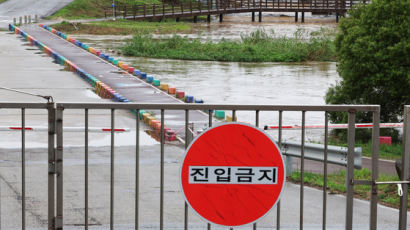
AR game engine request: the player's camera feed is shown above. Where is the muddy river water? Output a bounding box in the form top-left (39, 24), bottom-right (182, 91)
top-left (77, 13), bottom-right (340, 141)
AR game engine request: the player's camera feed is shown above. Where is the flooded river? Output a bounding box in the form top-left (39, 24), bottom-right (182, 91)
top-left (76, 14), bottom-right (340, 141)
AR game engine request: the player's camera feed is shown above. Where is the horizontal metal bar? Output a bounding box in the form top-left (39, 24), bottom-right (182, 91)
top-left (281, 141), bottom-right (362, 169)
top-left (57, 103), bottom-right (380, 112)
top-left (375, 181), bottom-right (410, 185)
top-left (0, 102), bottom-right (50, 109)
top-left (353, 180), bottom-right (410, 185)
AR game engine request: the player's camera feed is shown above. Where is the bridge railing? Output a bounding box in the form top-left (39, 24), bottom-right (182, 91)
top-left (103, 0), bottom-right (368, 19)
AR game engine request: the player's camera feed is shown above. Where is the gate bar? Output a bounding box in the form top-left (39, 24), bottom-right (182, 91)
top-left (56, 106), bottom-right (64, 229)
top-left (370, 109), bottom-right (380, 230)
top-left (277, 110), bottom-right (283, 230)
top-left (160, 109), bottom-right (165, 230)
top-left (85, 109), bottom-right (89, 230)
top-left (345, 111), bottom-right (356, 230)
top-left (21, 108), bottom-right (26, 230)
top-left (207, 110), bottom-right (211, 230)
top-left (253, 110), bottom-right (259, 230)
top-left (184, 109), bottom-right (189, 230)
top-left (399, 106), bottom-right (410, 230)
top-left (300, 111), bottom-right (306, 230)
top-left (136, 109), bottom-right (140, 230)
top-left (48, 102), bottom-right (55, 230)
top-left (322, 112), bottom-right (329, 230)
top-left (110, 109), bottom-right (115, 230)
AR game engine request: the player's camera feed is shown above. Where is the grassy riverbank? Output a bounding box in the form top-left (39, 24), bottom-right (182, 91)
top-left (53, 20), bottom-right (193, 35)
top-left (50, 0), bottom-right (160, 19)
top-left (290, 169), bottom-right (409, 209)
top-left (0, 0), bottom-right (7, 4)
top-left (121, 30), bottom-right (337, 62)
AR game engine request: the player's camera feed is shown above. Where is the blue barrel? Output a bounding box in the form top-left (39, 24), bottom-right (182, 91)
top-left (104, 55), bottom-right (110, 60)
top-left (185, 95), bottom-right (194, 103)
top-left (109, 57), bottom-right (114, 63)
top-left (134, 70), bottom-right (141, 76)
top-left (195, 99), bottom-right (204, 103)
top-left (78, 42), bottom-right (83, 47)
top-left (140, 72), bottom-right (147, 79)
top-left (100, 53), bottom-right (105, 58)
top-left (146, 76), bottom-right (153, 83)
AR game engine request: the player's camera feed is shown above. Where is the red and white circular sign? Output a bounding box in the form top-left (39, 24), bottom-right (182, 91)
top-left (180, 122), bottom-right (286, 227)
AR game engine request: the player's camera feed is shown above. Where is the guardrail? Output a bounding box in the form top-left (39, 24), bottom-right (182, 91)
top-left (281, 141), bottom-right (362, 175)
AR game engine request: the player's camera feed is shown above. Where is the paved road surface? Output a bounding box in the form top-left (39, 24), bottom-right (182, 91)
top-left (0, 0), bottom-right (73, 28)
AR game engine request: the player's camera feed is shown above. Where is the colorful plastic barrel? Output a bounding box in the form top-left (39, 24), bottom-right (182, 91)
top-left (134, 70), bottom-right (141, 76)
top-left (160, 84), bottom-right (168, 91)
top-left (109, 57), bottom-right (114, 63)
top-left (118, 61), bottom-right (123, 67)
top-left (96, 51), bottom-right (101, 56)
top-left (176, 91), bottom-right (185, 98)
top-left (113, 59), bottom-right (119, 65)
top-left (215, 110), bottom-right (226, 119)
top-left (185, 95), bottom-right (194, 103)
top-left (168, 87), bottom-right (176, 95)
top-left (140, 73), bottom-right (147, 79)
top-left (105, 55), bottom-right (110, 60)
top-left (122, 64), bottom-right (129, 70)
top-left (129, 67), bottom-right (134, 73)
top-left (100, 53), bottom-right (105, 58)
top-left (153, 79), bottom-right (160, 86)
top-left (139, 110), bottom-right (147, 119)
top-left (147, 76), bottom-right (153, 83)
top-left (195, 99), bottom-right (204, 103)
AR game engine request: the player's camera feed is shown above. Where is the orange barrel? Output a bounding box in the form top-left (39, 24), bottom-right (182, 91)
top-left (168, 87), bottom-right (177, 95)
top-left (122, 64), bottom-right (129, 71)
top-left (151, 120), bottom-right (160, 129)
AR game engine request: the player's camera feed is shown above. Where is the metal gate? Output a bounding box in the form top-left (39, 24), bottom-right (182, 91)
top-left (0, 102), bottom-right (408, 229)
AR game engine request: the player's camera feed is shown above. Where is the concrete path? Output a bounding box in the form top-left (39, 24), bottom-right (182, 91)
top-left (0, 0), bottom-right (74, 28)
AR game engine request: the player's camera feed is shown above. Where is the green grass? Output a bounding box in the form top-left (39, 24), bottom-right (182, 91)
top-left (121, 29), bottom-right (337, 62)
top-left (52, 20), bottom-right (193, 35)
top-left (290, 168), bottom-right (409, 209)
top-left (50, 0), bottom-right (161, 19)
top-left (328, 137), bottom-right (403, 160)
top-left (0, 0), bottom-right (7, 4)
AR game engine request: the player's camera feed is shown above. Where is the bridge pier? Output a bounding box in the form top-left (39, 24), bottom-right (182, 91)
top-left (258, 11), bottom-right (262, 22)
top-left (207, 15), bottom-right (211, 23)
top-left (336, 13), bottom-right (340, 23)
top-left (219, 14), bottom-right (223, 22)
top-left (176, 17), bottom-right (180, 22)
top-left (301, 12), bottom-right (305, 23)
top-left (295, 12), bottom-right (298, 22)
top-left (194, 16), bottom-right (198, 23)
top-left (252, 12), bottom-right (255, 22)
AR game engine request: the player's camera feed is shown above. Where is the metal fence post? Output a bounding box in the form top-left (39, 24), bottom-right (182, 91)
top-left (345, 110), bottom-right (356, 230)
top-left (399, 106), bottom-right (410, 229)
top-left (370, 108), bottom-right (380, 230)
top-left (56, 106), bottom-right (64, 229)
top-left (48, 102), bottom-right (56, 230)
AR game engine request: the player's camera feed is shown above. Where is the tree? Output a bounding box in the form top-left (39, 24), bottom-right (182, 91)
top-left (326, 0), bottom-right (410, 124)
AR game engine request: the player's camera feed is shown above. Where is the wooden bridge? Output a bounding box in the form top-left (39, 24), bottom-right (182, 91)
top-left (104, 0), bottom-right (368, 22)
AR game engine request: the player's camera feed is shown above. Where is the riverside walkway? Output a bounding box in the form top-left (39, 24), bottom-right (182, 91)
top-left (105, 0), bottom-right (367, 22)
